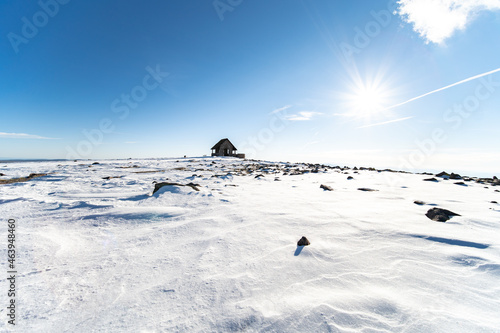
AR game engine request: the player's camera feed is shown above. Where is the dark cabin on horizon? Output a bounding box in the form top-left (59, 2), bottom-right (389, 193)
top-left (211, 138), bottom-right (245, 158)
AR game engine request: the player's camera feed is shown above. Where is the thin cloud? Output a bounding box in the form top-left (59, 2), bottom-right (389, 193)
top-left (357, 116), bottom-right (414, 129)
top-left (0, 132), bottom-right (60, 139)
top-left (285, 111), bottom-right (322, 121)
top-left (397, 0), bottom-right (500, 44)
top-left (269, 105), bottom-right (292, 115)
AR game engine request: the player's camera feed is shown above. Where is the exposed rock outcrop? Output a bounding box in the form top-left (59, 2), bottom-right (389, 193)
top-left (153, 182), bottom-right (200, 194)
top-left (425, 208), bottom-right (460, 222)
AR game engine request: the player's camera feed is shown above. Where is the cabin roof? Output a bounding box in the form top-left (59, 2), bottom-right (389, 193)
top-left (211, 138), bottom-right (237, 151)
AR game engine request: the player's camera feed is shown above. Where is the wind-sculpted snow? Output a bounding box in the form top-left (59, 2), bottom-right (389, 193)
top-left (0, 157), bottom-right (499, 332)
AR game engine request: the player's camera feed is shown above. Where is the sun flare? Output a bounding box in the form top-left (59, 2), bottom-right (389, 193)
top-left (338, 71), bottom-right (397, 123)
top-left (347, 81), bottom-right (392, 120)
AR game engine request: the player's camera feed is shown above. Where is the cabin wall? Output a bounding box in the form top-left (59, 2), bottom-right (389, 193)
top-left (214, 141), bottom-right (235, 156)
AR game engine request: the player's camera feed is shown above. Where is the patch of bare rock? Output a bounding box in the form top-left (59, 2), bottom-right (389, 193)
top-left (425, 208), bottom-right (461, 222)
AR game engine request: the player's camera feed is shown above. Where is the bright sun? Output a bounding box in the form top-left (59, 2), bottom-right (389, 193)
top-left (340, 74), bottom-right (396, 122)
top-left (349, 82), bottom-right (390, 119)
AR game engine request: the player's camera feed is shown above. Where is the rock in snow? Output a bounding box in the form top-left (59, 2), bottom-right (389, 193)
top-left (436, 171), bottom-right (450, 178)
top-left (0, 173), bottom-right (48, 185)
top-left (425, 207), bottom-right (461, 222)
top-left (423, 177), bottom-right (439, 182)
top-left (320, 184), bottom-right (333, 191)
top-left (297, 236), bottom-right (310, 246)
top-left (153, 182), bottom-right (200, 194)
top-left (357, 188), bottom-right (378, 192)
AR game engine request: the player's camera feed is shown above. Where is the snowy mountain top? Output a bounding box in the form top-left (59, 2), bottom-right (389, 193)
top-left (0, 157), bottom-right (499, 332)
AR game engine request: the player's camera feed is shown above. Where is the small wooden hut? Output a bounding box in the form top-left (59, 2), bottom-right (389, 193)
top-left (211, 138), bottom-right (245, 158)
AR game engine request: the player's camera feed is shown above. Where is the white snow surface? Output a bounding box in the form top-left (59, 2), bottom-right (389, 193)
top-left (0, 157), bottom-right (499, 332)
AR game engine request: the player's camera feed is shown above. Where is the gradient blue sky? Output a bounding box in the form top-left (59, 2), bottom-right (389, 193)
top-left (1, 0), bottom-right (499, 175)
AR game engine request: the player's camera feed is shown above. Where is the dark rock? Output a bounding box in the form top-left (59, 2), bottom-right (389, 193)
top-left (414, 200), bottom-right (425, 205)
top-left (347, 176), bottom-right (354, 180)
top-left (320, 184), bottom-right (333, 191)
top-left (28, 173), bottom-right (47, 178)
top-left (0, 173), bottom-right (5, 176)
top-left (450, 173), bottom-right (462, 180)
top-left (425, 208), bottom-right (461, 222)
top-left (357, 188), bottom-right (378, 192)
top-left (436, 171), bottom-right (450, 178)
top-left (297, 236), bottom-right (310, 246)
top-left (92, 162), bottom-right (100, 165)
top-left (454, 182), bottom-right (467, 186)
top-left (423, 178), bottom-right (439, 182)
top-left (274, 177), bottom-right (281, 181)
top-left (255, 174), bottom-right (264, 179)
top-left (491, 201), bottom-right (498, 204)
top-left (153, 182), bottom-right (200, 194)
top-left (102, 176), bottom-right (123, 180)
top-left (495, 190), bottom-right (500, 192)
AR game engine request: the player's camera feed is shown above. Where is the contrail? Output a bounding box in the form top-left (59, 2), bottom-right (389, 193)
top-left (385, 67), bottom-right (500, 111)
top-left (357, 116), bottom-right (414, 129)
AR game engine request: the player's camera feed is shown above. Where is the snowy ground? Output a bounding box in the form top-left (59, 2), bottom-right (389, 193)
top-left (0, 157), bottom-right (499, 332)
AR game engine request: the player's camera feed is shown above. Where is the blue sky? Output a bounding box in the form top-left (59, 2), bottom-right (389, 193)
top-left (1, 0), bottom-right (499, 175)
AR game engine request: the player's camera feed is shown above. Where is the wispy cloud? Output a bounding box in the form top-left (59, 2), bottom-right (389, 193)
top-left (397, 0), bottom-right (500, 44)
top-left (0, 132), bottom-right (60, 140)
top-left (285, 111), bottom-right (322, 121)
top-left (269, 105), bottom-right (292, 115)
top-left (357, 116), bottom-right (414, 129)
